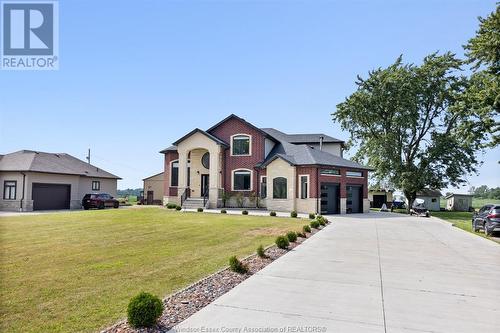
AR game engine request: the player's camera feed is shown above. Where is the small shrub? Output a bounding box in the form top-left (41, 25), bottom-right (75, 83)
top-left (275, 235), bottom-right (289, 249)
top-left (220, 209), bottom-right (227, 214)
top-left (316, 215), bottom-right (326, 224)
top-left (127, 292), bottom-right (164, 328)
top-left (197, 207), bottom-right (203, 212)
top-left (242, 210), bottom-right (249, 215)
top-left (256, 245), bottom-right (266, 258)
top-left (229, 256), bottom-right (248, 274)
top-left (290, 211), bottom-right (298, 218)
top-left (269, 211), bottom-right (277, 217)
top-left (175, 205), bottom-right (182, 211)
top-left (318, 218), bottom-right (326, 226)
top-left (286, 231), bottom-right (298, 242)
top-left (310, 220), bottom-right (320, 229)
top-left (308, 213), bottom-right (316, 219)
top-left (297, 231), bottom-right (306, 238)
top-left (166, 203), bottom-right (176, 209)
top-left (303, 225), bottom-right (311, 233)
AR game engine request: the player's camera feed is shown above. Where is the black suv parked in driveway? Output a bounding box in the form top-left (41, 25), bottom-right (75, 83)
top-left (472, 204), bottom-right (500, 236)
top-left (82, 193), bottom-right (119, 210)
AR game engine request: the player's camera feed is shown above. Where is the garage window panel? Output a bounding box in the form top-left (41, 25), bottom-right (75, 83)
top-left (3, 180), bottom-right (16, 200)
top-left (92, 181), bottom-right (100, 191)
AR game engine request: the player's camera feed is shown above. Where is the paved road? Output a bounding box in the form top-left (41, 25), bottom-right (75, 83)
top-left (172, 212), bottom-right (500, 333)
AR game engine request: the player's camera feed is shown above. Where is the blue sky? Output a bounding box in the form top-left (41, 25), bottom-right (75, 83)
top-left (0, 0), bottom-right (498, 191)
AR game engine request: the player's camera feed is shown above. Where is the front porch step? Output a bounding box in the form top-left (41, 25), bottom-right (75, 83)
top-left (182, 198), bottom-right (209, 209)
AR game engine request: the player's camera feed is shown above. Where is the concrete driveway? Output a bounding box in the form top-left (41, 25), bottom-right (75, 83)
top-left (172, 212), bottom-right (500, 333)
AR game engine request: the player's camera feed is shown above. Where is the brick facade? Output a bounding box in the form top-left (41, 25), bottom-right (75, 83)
top-left (208, 117), bottom-right (266, 194)
top-left (163, 151), bottom-right (179, 196)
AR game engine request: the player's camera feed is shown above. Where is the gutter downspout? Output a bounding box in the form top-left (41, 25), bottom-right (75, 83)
top-left (20, 172), bottom-right (26, 212)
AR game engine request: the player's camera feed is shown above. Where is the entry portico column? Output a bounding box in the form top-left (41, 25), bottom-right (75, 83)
top-left (208, 146), bottom-right (220, 208)
top-left (177, 149), bottom-right (189, 200)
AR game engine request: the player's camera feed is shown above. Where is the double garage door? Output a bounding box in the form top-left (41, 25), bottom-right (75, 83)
top-left (321, 183), bottom-right (363, 214)
top-left (32, 183), bottom-right (71, 211)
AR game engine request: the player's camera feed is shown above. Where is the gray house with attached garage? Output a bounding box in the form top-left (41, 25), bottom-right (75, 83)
top-left (0, 150), bottom-right (120, 211)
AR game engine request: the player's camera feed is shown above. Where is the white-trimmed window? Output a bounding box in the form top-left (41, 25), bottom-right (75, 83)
top-left (92, 180), bottom-right (100, 191)
top-left (260, 176), bottom-right (267, 198)
top-left (231, 134), bottom-right (251, 156)
top-left (3, 180), bottom-right (16, 200)
top-left (170, 160), bottom-right (179, 187)
top-left (273, 177), bottom-right (287, 199)
top-left (299, 175), bottom-right (309, 199)
top-left (232, 169), bottom-right (252, 191)
top-left (346, 170), bottom-right (363, 177)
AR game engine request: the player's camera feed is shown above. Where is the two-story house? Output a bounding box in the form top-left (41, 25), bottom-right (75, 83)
top-left (160, 114), bottom-right (372, 214)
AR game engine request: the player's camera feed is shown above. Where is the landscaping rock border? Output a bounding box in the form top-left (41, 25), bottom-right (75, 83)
top-left (102, 222), bottom-right (329, 333)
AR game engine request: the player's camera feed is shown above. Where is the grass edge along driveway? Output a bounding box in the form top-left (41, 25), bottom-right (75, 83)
top-left (0, 207), bottom-right (303, 333)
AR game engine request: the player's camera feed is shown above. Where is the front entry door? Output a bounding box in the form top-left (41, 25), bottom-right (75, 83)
top-left (320, 183), bottom-right (340, 214)
top-left (201, 174), bottom-right (209, 197)
top-left (147, 191), bottom-right (154, 205)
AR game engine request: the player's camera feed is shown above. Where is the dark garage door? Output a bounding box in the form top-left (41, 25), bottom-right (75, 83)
top-left (347, 185), bottom-right (363, 213)
top-left (32, 183), bottom-right (71, 210)
top-left (321, 183), bottom-right (340, 214)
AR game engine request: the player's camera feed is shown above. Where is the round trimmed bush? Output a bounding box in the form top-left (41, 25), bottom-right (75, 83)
top-left (242, 210), bottom-right (249, 215)
top-left (220, 209), bottom-right (227, 214)
top-left (229, 256), bottom-right (248, 274)
top-left (297, 231), bottom-right (306, 238)
top-left (269, 211), bottom-right (277, 217)
top-left (175, 205), bottom-right (182, 211)
top-left (303, 225), bottom-right (311, 233)
top-left (166, 203), bottom-right (176, 209)
top-left (127, 292), bottom-right (164, 328)
top-left (256, 244), bottom-right (266, 258)
top-left (275, 235), bottom-right (289, 249)
top-left (290, 211), bottom-right (298, 218)
top-left (197, 207), bottom-right (204, 212)
top-left (308, 213), bottom-right (316, 219)
top-left (310, 220), bottom-right (320, 229)
top-left (286, 231), bottom-right (298, 242)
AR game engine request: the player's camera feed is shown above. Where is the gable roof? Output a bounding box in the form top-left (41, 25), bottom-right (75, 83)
top-left (445, 193), bottom-right (473, 199)
top-left (259, 141), bottom-right (373, 170)
top-left (261, 128), bottom-right (344, 144)
top-left (143, 172), bottom-right (164, 181)
top-left (0, 150), bottom-right (121, 179)
top-left (416, 189), bottom-right (442, 197)
top-left (159, 145), bottom-right (178, 153)
top-left (206, 114), bottom-right (275, 139)
top-left (172, 128), bottom-right (229, 147)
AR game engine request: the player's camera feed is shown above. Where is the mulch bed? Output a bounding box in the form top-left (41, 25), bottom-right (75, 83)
top-left (102, 224), bottom-right (328, 333)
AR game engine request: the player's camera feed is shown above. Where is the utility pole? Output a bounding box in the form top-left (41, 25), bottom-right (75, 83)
top-left (86, 149), bottom-right (91, 164)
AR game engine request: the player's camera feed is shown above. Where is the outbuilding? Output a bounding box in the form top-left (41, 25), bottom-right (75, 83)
top-left (368, 189), bottom-right (394, 208)
top-left (142, 172), bottom-right (164, 205)
top-left (407, 189), bottom-right (442, 211)
top-left (445, 193), bottom-right (473, 211)
top-left (0, 150), bottom-right (120, 211)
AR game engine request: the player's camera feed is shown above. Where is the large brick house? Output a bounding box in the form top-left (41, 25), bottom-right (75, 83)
top-left (160, 114), bottom-right (372, 214)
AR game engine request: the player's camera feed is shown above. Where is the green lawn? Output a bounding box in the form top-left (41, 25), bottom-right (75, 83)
top-left (0, 208), bottom-right (303, 333)
top-left (431, 211), bottom-right (499, 244)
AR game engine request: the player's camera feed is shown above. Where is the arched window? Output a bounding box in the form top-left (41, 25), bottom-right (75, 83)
top-left (273, 177), bottom-right (287, 199)
top-left (233, 169), bottom-right (252, 191)
top-left (170, 160), bottom-right (179, 187)
top-left (231, 134), bottom-right (251, 155)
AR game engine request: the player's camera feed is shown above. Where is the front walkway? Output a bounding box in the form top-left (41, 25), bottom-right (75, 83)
top-left (172, 212), bottom-right (500, 333)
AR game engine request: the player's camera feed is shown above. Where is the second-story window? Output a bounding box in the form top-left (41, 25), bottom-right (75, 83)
top-left (232, 135), bottom-right (251, 155)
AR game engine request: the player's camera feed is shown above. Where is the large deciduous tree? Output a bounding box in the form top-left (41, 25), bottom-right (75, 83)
top-left (334, 53), bottom-right (493, 209)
